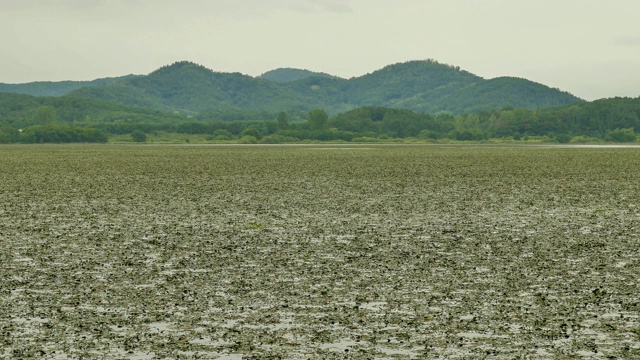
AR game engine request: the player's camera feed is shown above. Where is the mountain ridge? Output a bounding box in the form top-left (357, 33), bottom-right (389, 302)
top-left (2, 59), bottom-right (584, 115)
top-left (259, 68), bottom-right (340, 83)
top-left (0, 75), bottom-right (140, 97)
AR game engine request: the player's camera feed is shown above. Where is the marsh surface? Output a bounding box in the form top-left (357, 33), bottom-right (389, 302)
top-left (1, 144), bottom-right (639, 358)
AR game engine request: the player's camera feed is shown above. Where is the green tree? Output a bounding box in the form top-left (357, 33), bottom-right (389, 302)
top-left (212, 129), bottom-right (233, 140)
top-left (276, 111), bottom-right (289, 130)
top-left (239, 127), bottom-right (263, 140)
top-left (308, 109), bottom-right (328, 130)
top-left (238, 135), bottom-right (258, 144)
top-left (605, 128), bottom-right (636, 143)
top-left (18, 125), bottom-right (108, 143)
top-left (0, 126), bottom-right (19, 143)
top-left (35, 106), bottom-right (56, 125)
top-left (131, 130), bottom-right (147, 142)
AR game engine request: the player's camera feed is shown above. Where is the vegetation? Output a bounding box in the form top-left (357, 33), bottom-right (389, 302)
top-left (0, 93), bottom-right (187, 143)
top-left (1, 92), bottom-right (639, 144)
top-left (259, 68), bottom-right (339, 83)
top-left (0, 75), bottom-right (139, 97)
top-left (0, 60), bottom-right (638, 144)
top-left (69, 61), bottom-right (315, 113)
top-left (2, 144), bottom-right (639, 358)
top-left (62, 60), bottom-right (581, 115)
top-left (130, 129), bottom-right (147, 142)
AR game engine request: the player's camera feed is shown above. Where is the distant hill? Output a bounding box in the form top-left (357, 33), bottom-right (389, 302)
top-left (69, 61), bottom-right (318, 113)
top-left (14, 59), bottom-right (584, 116)
top-left (0, 75), bottom-right (140, 97)
top-left (280, 76), bottom-right (352, 113)
top-left (342, 60), bottom-right (482, 108)
top-left (333, 61), bottom-right (580, 113)
top-left (395, 76), bottom-right (581, 114)
top-left (2, 89), bottom-right (639, 143)
top-left (259, 68), bottom-right (340, 83)
top-left (0, 92), bottom-right (186, 128)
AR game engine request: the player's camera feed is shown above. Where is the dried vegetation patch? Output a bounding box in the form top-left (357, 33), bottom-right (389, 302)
top-left (1, 144), bottom-right (639, 358)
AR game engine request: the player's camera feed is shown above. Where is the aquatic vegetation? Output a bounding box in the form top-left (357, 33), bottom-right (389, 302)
top-left (1, 144), bottom-right (639, 358)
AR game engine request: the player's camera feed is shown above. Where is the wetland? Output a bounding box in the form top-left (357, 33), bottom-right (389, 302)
top-left (1, 144), bottom-right (639, 359)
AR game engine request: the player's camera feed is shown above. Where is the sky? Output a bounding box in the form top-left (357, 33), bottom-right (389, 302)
top-left (1, 0), bottom-right (639, 100)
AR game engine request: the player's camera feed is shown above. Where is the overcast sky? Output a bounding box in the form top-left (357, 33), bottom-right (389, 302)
top-left (1, 0), bottom-right (639, 100)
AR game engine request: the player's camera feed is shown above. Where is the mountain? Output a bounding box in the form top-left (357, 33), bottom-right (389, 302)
top-left (287, 60), bottom-right (582, 114)
top-left (280, 76), bottom-right (352, 113)
top-left (343, 60), bottom-right (482, 108)
top-left (69, 61), bottom-right (318, 113)
top-left (259, 68), bottom-right (340, 83)
top-left (395, 76), bottom-right (581, 114)
top-left (0, 92), bottom-right (186, 127)
top-left (0, 75), bottom-right (140, 97)
top-left (29, 59), bottom-right (583, 116)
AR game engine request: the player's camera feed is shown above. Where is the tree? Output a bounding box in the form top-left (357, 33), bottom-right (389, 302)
top-left (131, 130), bottom-right (147, 142)
top-left (212, 129), bottom-right (233, 140)
top-left (308, 109), bottom-right (328, 130)
top-left (238, 135), bottom-right (258, 144)
top-left (605, 128), bottom-right (636, 143)
top-left (35, 106), bottom-right (56, 125)
top-left (276, 111), bottom-right (289, 130)
top-left (239, 127), bottom-right (263, 140)
top-left (0, 126), bottom-right (20, 143)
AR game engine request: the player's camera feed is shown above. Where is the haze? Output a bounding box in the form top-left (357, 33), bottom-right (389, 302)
top-left (1, 0), bottom-right (639, 101)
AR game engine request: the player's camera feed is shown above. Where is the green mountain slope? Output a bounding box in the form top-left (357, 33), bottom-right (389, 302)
top-left (0, 75), bottom-right (140, 97)
top-left (259, 68), bottom-right (340, 83)
top-left (281, 76), bottom-right (351, 112)
top-left (344, 60), bottom-right (482, 106)
top-left (397, 76), bottom-right (583, 114)
top-left (1, 90), bottom-right (638, 143)
top-left (453, 77), bottom-right (580, 111)
top-left (57, 59), bottom-right (584, 115)
top-left (0, 92), bottom-right (186, 128)
top-left (70, 61), bottom-right (313, 113)
top-left (65, 81), bottom-right (167, 110)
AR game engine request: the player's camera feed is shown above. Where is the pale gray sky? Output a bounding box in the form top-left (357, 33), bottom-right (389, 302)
top-left (1, 0), bottom-right (639, 100)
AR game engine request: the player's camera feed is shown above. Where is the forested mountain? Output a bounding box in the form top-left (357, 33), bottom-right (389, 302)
top-left (0, 92), bottom-right (186, 129)
top-left (396, 76), bottom-right (581, 114)
top-left (343, 60), bottom-right (481, 106)
top-left (6, 58), bottom-right (638, 145)
top-left (1, 90), bottom-right (638, 144)
top-left (259, 68), bottom-right (339, 83)
top-left (69, 62), bottom-right (317, 113)
top-left (0, 92), bottom-right (190, 143)
top-left (0, 75), bottom-right (139, 97)
top-left (64, 60), bottom-right (582, 115)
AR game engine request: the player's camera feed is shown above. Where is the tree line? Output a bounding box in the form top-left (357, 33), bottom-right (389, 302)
top-left (0, 96), bottom-right (639, 144)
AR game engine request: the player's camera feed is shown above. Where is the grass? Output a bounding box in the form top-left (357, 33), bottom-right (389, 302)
top-left (108, 131), bottom-right (637, 145)
top-left (1, 144), bottom-right (639, 358)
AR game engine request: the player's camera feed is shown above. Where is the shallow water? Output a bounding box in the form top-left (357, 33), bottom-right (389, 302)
top-left (1, 144), bottom-right (639, 358)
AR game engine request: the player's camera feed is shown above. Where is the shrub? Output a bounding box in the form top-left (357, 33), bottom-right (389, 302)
top-left (18, 125), bottom-right (108, 143)
top-left (131, 130), bottom-right (147, 143)
top-left (239, 128), bottom-right (263, 140)
top-left (445, 129), bottom-right (487, 141)
top-left (554, 133), bottom-right (572, 144)
top-left (352, 137), bottom-right (379, 143)
top-left (605, 128), bottom-right (636, 143)
top-left (418, 129), bottom-right (440, 139)
top-left (259, 134), bottom-right (300, 144)
top-left (212, 129), bottom-right (234, 138)
top-left (238, 135), bottom-right (258, 144)
top-left (569, 136), bottom-right (600, 144)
